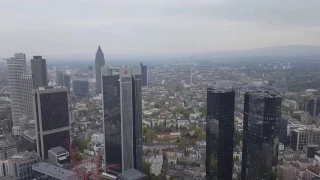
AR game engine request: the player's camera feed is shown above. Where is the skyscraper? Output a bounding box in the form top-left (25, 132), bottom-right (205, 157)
top-left (206, 89), bottom-right (235, 180)
top-left (55, 71), bottom-right (70, 92)
top-left (31, 56), bottom-right (48, 89)
top-left (20, 75), bottom-right (34, 121)
top-left (102, 66), bottom-right (142, 174)
top-left (72, 78), bottom-right (89, 96)
top-left (302, 98), bottom-right (320, 125)
top-left (33, 86), bottom-right (70, 159)
top-left (95, 46), bottom-right (105, 94)
top-left (241, 91), bottom-right (281, 180)
top-left (5, 53), bottom-right (27, 126)
top-left (140, 62), bottom-right (148, 87)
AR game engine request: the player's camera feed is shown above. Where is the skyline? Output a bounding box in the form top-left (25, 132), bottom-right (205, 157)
top-left (1, 0), bottom-right (320, 58)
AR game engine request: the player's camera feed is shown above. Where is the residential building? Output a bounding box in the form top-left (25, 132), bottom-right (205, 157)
top-left (33, 86), bottom-right (70, 159)
top-left (72, 78), bottom-right (89, 96)
top-left (140, 62), bottom-right (148, 86)
top-left (116, 168), bottom-right (147, 180)
top-left (241, 91), bottom-right (281, 180)
top-left (102, 66), bottom-right (142, 173)
top-left (150, 155), bottom-right (163, 176)
top-left (8, 151), bottom-right (40, 180)
top-left (30, 56), bottom-right (48, 89)
top-left (95, 46), bottom-right (105, 94)
top-left (32, 162), bottom-right (76, 180)
top-left (5, 53), bottom-right (26, 126)
top-left (206, 89), bottom-right (235, 180)
top-left (0, 137), bottom-right (17, 159)
top-left (48, 146), bottom-right (70, 168)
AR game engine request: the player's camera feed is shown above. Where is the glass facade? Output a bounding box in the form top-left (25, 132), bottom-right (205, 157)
top-left (73, 79), bottom-right (89, 96)
top-left (30, 56), bottom-right (47, 89)
top-left (140, 63), bottom-right (148, 86)
top-left (103, 75), bottom-right (122, 174)
top-left (241, 91), bottom-right (281, 180)
top-left (206, 89), bottom-right (235, 180)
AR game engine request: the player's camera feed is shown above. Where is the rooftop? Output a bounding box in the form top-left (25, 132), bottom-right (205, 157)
top-left (32, 162), bottom-right (76, 180)
top-left (49, 146), bottom-right (68, 155)
top-left (10, 151), bottom-right (39, 162)
top-left (117, 168), bottom-right (147, 180)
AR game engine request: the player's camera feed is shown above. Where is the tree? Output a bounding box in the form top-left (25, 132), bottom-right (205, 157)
top-left (78, 140), bottom-right (89, 152)
top-left (162, 135), bottom-right (171, 142)
top-left (146, 130), bottom-right (157, 142)
top-left (177, 142), bottom-right (185, 149)
top-left (199, 133), bottom-right (206, 139)
top-left (142, 162), bottom-right (151, 177)
top-left (75, 152), bottom-right (83, 162)
top-left (143, 126), bottom-right (148, 134)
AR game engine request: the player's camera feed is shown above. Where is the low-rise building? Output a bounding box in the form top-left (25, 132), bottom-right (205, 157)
top-left (150, 155), bottom-right (163, 176)
top-left (48, 146), bottom-right (71, 168)
top-left (32, 162), bottom-right (77, 180)
top-left (8, 151), bottom-right (40, 179)
top-left (116, 168), bottom-right (147, 180)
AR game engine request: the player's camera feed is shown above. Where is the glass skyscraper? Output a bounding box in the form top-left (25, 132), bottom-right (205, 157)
top-left (102, 66), bottom-right (142, 174)
top-left (241, 91), bottom-right (281, 180)
top-left (206, 88), bottom-right (235, 180)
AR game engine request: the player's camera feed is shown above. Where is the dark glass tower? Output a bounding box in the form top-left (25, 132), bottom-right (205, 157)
top-left (102, 66), bottom-right (142, 174)
top-left (31, 56), bottom-right (48, 89)
top-left (95, 46), bottom-right (105, 94)
top-left (140, 62), bottom-right (148, 87)
top-left (33, 86), bottom-right (70, 159)
top-left (303, 98), bottom-right (320, 125)
top-left (206, 89), bottom-right (235, 180)
top-left (241, 91), bottom-right (281, 180)
top-left (72, 78), bottom-right (89, 96)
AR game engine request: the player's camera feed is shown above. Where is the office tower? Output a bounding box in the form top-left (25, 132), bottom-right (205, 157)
top-left (55, 70), bottom-right (64, 86)
top-left (95, 46), bottom-right (105, 94)
top-left (5, 53), bottom-right (26, 126)
top-left (33, 86), bottom-right (70, 159)
top-left (31, 56), bottom-right (47, 89)
top-left (279, 117), bottom-right (288, 145)
top-left (241, 91), bottom-right (281, 180)
top-left (102, 66), bottom-right (142, 174)
top-left (140, 62), bottom-right (148, 86)
top-left (72, 78), bottom-right (89, 96)
top-left (206, 89), bottom-right (235, 180)
top-left (116, 168), bottom-right (147, 180)
top-left (303, 99), bottom-right (320, 125)
top-left (290, 129), bottom-right (308, 151)
top-left (20, 75), bottom-right (34, 121)
top-left (56, 71), bottom-right (70, 91)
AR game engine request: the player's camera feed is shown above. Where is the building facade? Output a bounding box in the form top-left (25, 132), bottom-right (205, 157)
top-left (20, 75), bottom-right (34, 121)
top-left (48, 146), bottom-right (70, 168)
top-left (140, 62), bottom-right (148, 86)
top-left (31, 56), bottom-right (48, 89)
top-left (102, 66), bottom-right (142, 174)
top-left (33, 86), bottom-right (70, 159)
top-left (5, 53), bottom-right (27, 126)
top-left (95, 46), bottom-right (105, 94)
top-left (72, 78), bottom-right (89, 96)
top-left (241, 91), bottom-right (281, 180)
top-left (8, 151), bottom-right (40, 180)
top-left (206, 89), bottom-right (235, 180)
top-left (303, 99), bottom-right (320, 125)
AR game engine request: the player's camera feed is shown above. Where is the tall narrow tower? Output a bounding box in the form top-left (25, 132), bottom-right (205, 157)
top-left (31, 56), bottom-right (48, 89)
top-left (95, 46), bottom-right (105, 94)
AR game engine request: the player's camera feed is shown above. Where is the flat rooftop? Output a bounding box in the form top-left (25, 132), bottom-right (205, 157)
top-left (32, 162), bottom-right (77, 180)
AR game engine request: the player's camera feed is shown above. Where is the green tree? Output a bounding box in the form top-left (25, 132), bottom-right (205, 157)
top-left (77, 140), bottom-right (89, 152)
top-left (177, 142), bottom-right (185, 149)
top-left (142, 162), bottom-right (151, 177)
top-left (162, 135), bottom-right (171, 142)
top-left (199, 133), bottom-right (206, 139)
top-left (75, 152), bottom-right (83, 162)
top-left (146, 130), bottom-right (157, 142)
top-left (143, 126), bottom-right (148, 134)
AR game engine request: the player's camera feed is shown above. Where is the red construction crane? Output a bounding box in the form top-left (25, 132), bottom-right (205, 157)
top-left (66, 139), bottom-right (88, 180)
top-left (93, 151), bottom-right (120, 180)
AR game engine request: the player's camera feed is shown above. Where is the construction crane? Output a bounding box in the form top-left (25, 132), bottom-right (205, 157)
top-left (66, 139), bottom-right (88, 180)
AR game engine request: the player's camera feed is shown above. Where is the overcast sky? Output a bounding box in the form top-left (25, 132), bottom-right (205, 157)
top-left (1, 0), bottom-right (320, 57)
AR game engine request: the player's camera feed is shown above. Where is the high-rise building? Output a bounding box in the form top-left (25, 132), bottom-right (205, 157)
top-left (102, 66), bottom-right (142, 174)
top-left (33, 86), bottom-right (70, 159)
top-left (5, 53), bottom-right (27, 126)
top-left (302, 99), bottom-right (320, 125)
top-left (140, 62), bottom-right (148, 86)
top-left (88, 66), bottom-right (94, 78)
top-left (241, 91), bottom-right (281, 180)
top-left (56, 71), bottom-right (70, 91)
top-left (95, 46), bottom-right (105, 94)
top-left (31, 56), bottom-right (47, 89)
top-left (20, 75), bottom-right (34, 121)
top-left (72, 78), bottom-right (89, 96)
top-left (206, 89), bottom-right (235, 180)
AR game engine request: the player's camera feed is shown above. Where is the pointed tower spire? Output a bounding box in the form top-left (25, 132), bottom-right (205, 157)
top-left (97, 45), bottom-right (102, 53)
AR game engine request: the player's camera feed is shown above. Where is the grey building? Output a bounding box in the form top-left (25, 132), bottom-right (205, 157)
top-left (102, 66), bottom-right (142, 174)
top-left (55, 71), bottom-right (64, 86)
top-left (72, 78), bottom-right (89, 96)
top-left (116, 168), bottom-right (147, 180)
top-left (241, 91), bottom-right (281, 180)
top-left (95, 46), bottom-right (105, 94)
top-left (33, 86), bottom-right (70, 159)
top-left (140, 62), bottom-right (148, 87)
top-left (8, 151), bottom-right (40, 180)
top-left (32, 162), bottom-right (76, 180)
top-left (31, 56), bottom-right (47, 89)
top-left (20, 75), bottom-right (34, 121)
top-left (5, 53), bottom-right (27, 126)
top-left (21, 129), bottom-right (36, 152)
top-left (48, 146), bottom-right (70, 168)
top-left (0, 137), bottom-right (17, 159)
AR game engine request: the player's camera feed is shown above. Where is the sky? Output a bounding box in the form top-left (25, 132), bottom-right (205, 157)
top-left (1, 0), bottom-right (320, 58)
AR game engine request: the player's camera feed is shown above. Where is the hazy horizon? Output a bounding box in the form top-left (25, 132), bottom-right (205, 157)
top-left (1, 0), bottom-right (320, 58)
